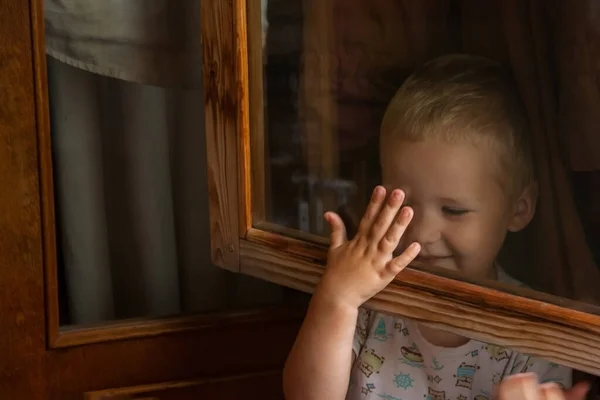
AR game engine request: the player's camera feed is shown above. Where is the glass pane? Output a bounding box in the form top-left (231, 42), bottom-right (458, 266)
top-left (45, 1), bottom-right (298, 327)
top-left (254, 0), bottom-right (600, 314)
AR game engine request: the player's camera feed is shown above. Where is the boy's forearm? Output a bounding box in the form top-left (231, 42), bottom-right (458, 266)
top-left (283, 290), bottom-right (358, 400)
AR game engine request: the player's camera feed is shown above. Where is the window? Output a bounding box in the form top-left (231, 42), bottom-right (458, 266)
top-left (203, 0), bottom-right (600, 375)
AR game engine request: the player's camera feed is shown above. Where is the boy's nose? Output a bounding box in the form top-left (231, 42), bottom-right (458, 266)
top-left (404, 210), bottom-right (441, 246)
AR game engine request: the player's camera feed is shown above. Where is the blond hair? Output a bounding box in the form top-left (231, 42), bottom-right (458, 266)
top-left (380, 54), bottom-right (534, 190)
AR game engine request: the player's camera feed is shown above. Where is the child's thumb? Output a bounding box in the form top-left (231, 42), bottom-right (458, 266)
top-left (325, 212), bottom-right (347, 248)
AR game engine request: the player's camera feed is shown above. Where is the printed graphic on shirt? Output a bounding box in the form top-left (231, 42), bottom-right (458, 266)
top-left (510, 358), bottom-right (526, 373)
top-left (377, 394), bottom-right (402, 400)
top-left (358, 348), bottom-right (385, 377)
top-left (361, 382), bottom-right (376, 395)
top-left (349, 309), bottom-right (570, 400)
top-left (466, 349), bottom-right (479, 357)
top-left (399, 343), bottom-right (424, 368)
top-left (484, 344), bottom-right (510, 362)
top-left (510, 357), bottom-right (536, 375)
top-left (425, 387), bottom-right (446, 400)
top-left (394, 321), bottom-right (405, 333)
top-left (375, 317), bottom-right (392, 341)
top-left (356, 325), bottom-right (368, 344)
top-left (474, 390), bottom-right (490, 400)
top-left (522, 358), bottom-right (535, 372)
top-left (492, 372), bottom-right (502, 385)
top-left (453, 363), bottom-right (479, 389)
top-left (432, 357), bottom-right (444, 371)
top-left (393, 373), bottom-right (415, 390)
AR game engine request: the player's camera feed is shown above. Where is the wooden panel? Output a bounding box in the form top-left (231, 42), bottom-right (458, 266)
top-left (46, 318), bottom-right (301, 399)
top-left (240, 229), bottom-right (600, 376)
top-left (0, 0), bottom-right (46, 397)
top-left (53, 306), bottom-right (305, 348)
top-left (1, 1), bottom-right (303, 399)
top-left (201, 0), bottom-right (241, 270)
top-left (85, 371), bottom-right (283, 400)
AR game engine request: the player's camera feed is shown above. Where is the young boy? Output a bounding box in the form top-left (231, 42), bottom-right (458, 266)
top-left (283, 54), bottom-right (583, 400)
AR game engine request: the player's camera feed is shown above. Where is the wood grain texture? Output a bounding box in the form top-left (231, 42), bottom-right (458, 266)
top-left (241, 230), bottom-right (600, 375)
top-left (235, 0), bottom-right (253, 235)
top-left (246, 0), bottom-right (268, 227)
top-left (30, 0), bottom-right (63, 347)
top-left (201, 0), bottom-right (241, 270)
top-left (53, 307), bottom-right (304, 348)
top-left (85, 371), bottom-right (283, 400)
top-left (0, 0), bottom-right (47, 397)
top-left (2, 0), bottom-right (303, 398)
top-left (46, 318), bottom-right (301, 399)
top-left (247, 228), bottom-right (600, 327)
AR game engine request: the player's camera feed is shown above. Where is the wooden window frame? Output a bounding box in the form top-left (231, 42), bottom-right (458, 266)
top-left (204, 0), bottom-right (600, 375)
top-left (35, 0), bottom-right (304, 350)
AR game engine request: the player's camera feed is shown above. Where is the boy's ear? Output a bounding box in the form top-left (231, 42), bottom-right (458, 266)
top-left (507, 181), bottom-right (538, 232)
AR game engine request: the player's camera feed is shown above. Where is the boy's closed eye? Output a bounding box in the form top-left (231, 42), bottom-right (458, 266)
top-left (442, 206), bottom-right (470, 216)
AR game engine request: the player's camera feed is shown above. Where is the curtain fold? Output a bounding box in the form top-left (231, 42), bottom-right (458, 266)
top-left (499, 0), bottom-right (600, 302)
top-left (46, 2), bottom-right (283, 325)
top-left (44, 0), bottom-right (202, 88)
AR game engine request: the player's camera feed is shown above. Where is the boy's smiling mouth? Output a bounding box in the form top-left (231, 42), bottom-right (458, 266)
top-left (412, 254), bottom-right (452, 268)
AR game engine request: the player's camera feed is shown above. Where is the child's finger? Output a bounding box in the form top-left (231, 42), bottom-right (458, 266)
top-left (368, 189), bottom-right (405, 243)
top-left (385, 242), bottom-right (420, 276)
top-left (356, 186), bottom-right (386, 237)
top-left (497, 373), bottom-right (540, 400)
top-left (540, 383), bottom-right (565, 400)
top-left (378, 206), bottom-right (413, 254)
top-left (325, 212), bottom-right (347, 248)
top-left (564, 382), bottom-right (590, 400)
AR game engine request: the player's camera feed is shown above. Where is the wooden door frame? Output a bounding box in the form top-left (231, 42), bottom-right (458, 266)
top-left (1, 0), bottom-right (303, 398)
top-left (0, 0), bottom-right (46, 396)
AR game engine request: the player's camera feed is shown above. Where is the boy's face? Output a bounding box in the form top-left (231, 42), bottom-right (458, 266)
top-left (380, 138), bottom-right (535, 281)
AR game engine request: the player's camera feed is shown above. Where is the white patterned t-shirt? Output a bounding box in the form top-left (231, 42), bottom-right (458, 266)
top-left (347, 272), bottom-right (572, 400)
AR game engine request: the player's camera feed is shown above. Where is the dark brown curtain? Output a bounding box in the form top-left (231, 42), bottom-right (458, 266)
top-left (497, 0), bottom-right (600, 302)
top-left (550, 0), bottom-right (600, 305)
top-left (457, 0), bottom-right (600, 301)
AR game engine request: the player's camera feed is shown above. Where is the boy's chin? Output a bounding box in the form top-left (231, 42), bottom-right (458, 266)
top-left (409, 260), bottom-right (496, 282)
top-left (409, 264), bottom-right (464, 284)
top-left (409, 258), bottom-right (455, 272)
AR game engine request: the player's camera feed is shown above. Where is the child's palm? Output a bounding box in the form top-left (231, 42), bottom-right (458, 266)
top-left (497, 374), bottom-right (590, 400)
top-left (319, 187), bottom-right (420, 310)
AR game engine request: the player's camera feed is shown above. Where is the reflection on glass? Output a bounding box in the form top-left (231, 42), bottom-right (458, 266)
top-left (257, 0), bottom-right (600, 311)
top-left (46, 1), bottom-right (286, 327)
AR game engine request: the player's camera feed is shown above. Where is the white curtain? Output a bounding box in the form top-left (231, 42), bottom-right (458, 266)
top-left (45, 0), bottom-right (281, 325)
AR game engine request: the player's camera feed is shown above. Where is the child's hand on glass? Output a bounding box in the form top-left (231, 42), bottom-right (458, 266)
top-left (497, 373), bottom-right (590, 400)
top-left (317, 186), bottom-right (421, 310)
